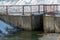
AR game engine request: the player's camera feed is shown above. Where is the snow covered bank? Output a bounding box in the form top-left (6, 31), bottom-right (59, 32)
top-left (0, 18), bottom-right (21, 36)
top-left (0, 0), bottom-right (59, 5)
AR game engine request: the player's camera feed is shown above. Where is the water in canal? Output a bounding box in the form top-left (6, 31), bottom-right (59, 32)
top-left (0, 31), bottom-right (60, 40)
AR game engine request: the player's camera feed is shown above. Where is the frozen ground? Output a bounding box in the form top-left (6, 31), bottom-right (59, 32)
top-left (39, 33), bottom-right (60, 40)
top-left (0, 19), bottom-right (14, 34)
top-left (0, 18), bottom-right (21, 36)
top-left (0, 0), bottom-right (58, 5)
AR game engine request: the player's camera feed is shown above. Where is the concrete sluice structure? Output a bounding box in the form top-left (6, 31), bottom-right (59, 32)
top-left (1, 4), bottom-right (60, 32)
top-left (0, 14), bottom-right (43, 31)
top-left (44, 13), bottom-right (60, 33)
top-left (0, 5), bottom-right (43, 31)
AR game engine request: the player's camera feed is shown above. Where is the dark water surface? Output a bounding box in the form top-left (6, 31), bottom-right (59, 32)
top-left (0, 31), bottom-right (60, 40)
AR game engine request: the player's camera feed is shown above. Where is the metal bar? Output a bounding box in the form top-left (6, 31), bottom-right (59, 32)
top-left (22, 6), bottom-right (24, 15)
top-left (0, 4), bottom-right (59, 8)
top-left (0, 4), bottom-right (60, 6)
top-left (6, 6), bottom-right (9, 23)
top-left (30, 6), bottom-right (32, 15)
top-left (38, 5), bottom-right (40, 14)
top-left (8, 12), bottom-right (41, 13)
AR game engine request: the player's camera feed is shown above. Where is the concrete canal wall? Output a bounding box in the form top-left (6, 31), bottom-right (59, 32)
top-left (44, 14), bottom-right (60, 33)
top-left (0, 14), bottom-right (43, 31)
top-left (44, 14), bottom-right (55, 33)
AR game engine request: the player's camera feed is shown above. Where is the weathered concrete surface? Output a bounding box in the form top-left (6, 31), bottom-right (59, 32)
top-left (0, 15), bottom-right (32, 30)
top-left (55, 17), bottom-right (60, 33)
top-left (39, 33), bottom-right (60, 40)
top-left (0, 14), bottom-right (43, 31)
top-left (44, 14), bottom-right (60, 33)
top-left (44, 14), bottom-right (55, 33)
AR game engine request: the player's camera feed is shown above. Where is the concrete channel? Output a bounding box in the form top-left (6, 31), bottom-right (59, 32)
top-left (0, 14), bottom-right (43, 31)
